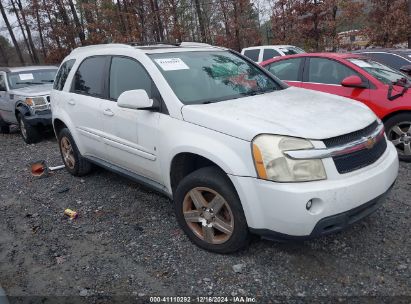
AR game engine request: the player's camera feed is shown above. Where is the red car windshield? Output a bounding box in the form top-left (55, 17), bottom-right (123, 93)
top-left (348, 58), bottom-right (409, 85)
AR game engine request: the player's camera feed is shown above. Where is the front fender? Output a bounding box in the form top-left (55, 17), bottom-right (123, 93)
top-left (159, 117), bottom-right (257, 193)
top-left (15, 102), bottom-right (31, 118)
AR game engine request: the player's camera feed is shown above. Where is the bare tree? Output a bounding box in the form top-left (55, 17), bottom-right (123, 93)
top-left (10, 0), bottom-right (34, 63)
top-left (33, 0), bottom-right (47, 59)
top-left (0, 1), bottom-right (25, 64)
top-left (408, 0), bottom-right (411, 48)
top-left (16, 0), bottom-right (40, 63)
top-left (194, 0), bottom-right (207, 42)
top-left (68, 0), bottom-right (86, 45)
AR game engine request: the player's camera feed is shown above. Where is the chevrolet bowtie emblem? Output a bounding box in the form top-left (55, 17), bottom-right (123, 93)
top-left (365, 137), bottom-right (376, 149)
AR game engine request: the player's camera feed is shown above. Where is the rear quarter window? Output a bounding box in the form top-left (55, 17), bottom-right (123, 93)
top-left (54, 59), bottom-right (75, 91)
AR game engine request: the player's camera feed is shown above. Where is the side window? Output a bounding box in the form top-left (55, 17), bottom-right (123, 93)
top-left (72, 56), bottom-right (107, 97)
top-left (263, 49), bottom-right (281, 61)
top-left (109, 57), bottom-right (154, 100)
top-left (0, 74), bottom-right (6, 91)
top-left (308, 58), bottom-right (358, 85)
top-left (243, 49), bottom-right (260, 62)
top-left (266, 58), bottom-right (302, 81)
top-left (54, 59), bottom-right (75, 91)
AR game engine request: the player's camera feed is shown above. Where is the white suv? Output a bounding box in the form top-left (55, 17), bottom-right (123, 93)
top-left (241, 45), bottom-right (305, 63)
top-left (51, 42), bottom-right (398, 253)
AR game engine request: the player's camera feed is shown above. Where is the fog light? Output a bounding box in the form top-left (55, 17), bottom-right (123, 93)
top-left (306, 200), bottom-right (312, 210)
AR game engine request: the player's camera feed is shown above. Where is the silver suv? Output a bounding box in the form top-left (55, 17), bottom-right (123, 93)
top-left (0, 66), bottom-right (58, 143)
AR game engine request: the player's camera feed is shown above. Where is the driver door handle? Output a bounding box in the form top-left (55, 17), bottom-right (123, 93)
top-left (68, 99), bottom-right (75, 105)
top-left (103, 108), bottom-right (114, 116)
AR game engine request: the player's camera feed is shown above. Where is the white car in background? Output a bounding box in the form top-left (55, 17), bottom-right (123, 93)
top-left (241, 45), bottom-right (305, 63)
top-left (51, 42), bottom-right (397, 253)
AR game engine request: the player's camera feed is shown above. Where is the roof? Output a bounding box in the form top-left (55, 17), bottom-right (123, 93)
top-left (0, 65), bottom-right (57, 73)
top-left (353, 48), bottom-right (411, 57)
top-left (260, 52), bottom-right (366, 65)
top-left (242, 45), bottom-right (299, 50)
top-left (261, 53), bottom-right (366, 65)
top-left (69, 42), bottom-right (223, 56)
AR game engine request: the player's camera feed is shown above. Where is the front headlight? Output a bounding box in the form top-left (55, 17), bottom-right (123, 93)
top-left (25, 97), bottom-right (46, 107)
top-left (252, 134), bottom-right (326, 182)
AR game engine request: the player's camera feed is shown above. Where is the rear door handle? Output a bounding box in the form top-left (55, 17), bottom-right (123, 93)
top-left (103, 109), bottom-right (114, 116)
top-left (68, 99), bottom-right (75, 105)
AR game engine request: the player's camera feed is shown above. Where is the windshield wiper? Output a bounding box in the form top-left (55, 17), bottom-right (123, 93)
top-left (241, 89), bottom-right (275, 96)
top-left (15, 81), bottom-right (44, 85)
top-left (41, 80), bottom-right (54, 83)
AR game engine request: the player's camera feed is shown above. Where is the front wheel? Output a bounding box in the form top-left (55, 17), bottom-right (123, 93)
top-left (17, 114), bottom-right (40, 144)
top-left (385, 113), bottom-right (411, 162)
top-left (174, 167), bottom-right (250, 253)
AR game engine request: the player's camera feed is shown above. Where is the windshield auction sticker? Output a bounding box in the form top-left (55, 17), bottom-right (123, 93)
top-left (155, 58), bottom-right (189, 71)
top-left (18, 73), bottom-right (34, 80)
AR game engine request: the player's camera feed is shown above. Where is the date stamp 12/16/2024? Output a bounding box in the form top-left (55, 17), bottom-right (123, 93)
top-left (149, 296), bottom-right (257, 303)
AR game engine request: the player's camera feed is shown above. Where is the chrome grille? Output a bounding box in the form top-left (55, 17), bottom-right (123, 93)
top-left (324, 121), bottom-right (387, 174)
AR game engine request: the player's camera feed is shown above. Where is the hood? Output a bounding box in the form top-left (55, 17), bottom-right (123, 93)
top-left (9, 83), bottom-right (53, 97)
top-left (181, 87), bottom-right (376, 141)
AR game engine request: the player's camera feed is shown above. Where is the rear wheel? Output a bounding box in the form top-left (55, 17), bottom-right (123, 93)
top-left (17, 114), bottom-right (41, 144)
top-left (385, 113), bottom-right (411, 162)
top-left (58, 128), bottom-right (92, 176)
top-left (174, 167), bottom-right (250, 253)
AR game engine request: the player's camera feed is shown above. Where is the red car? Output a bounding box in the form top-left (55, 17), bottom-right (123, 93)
top-left (261, 53), bottom-right (411, 161)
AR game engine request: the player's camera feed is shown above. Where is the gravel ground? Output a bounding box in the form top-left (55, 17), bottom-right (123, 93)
top-left (0, 129), bottom-right (410, 303)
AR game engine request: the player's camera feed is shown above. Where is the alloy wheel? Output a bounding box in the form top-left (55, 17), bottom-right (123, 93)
top-left (182, 187), bottom-right (234, 244)
top-left (19, 117), bottom-right (27, 140)
top-left (60, 137), bottom-right (76, 169)
top-left (388, 121), bottom-right (411, 156)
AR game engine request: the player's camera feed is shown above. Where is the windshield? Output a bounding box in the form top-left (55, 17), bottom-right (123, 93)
top-left (7, 69), bottom-right (57, 89)
top-left (280, 47), bottom-right (305, 56)
top-left (150, 51), bottom-right (282, 104)
top-left (348, 59), bottom-right (409, 85)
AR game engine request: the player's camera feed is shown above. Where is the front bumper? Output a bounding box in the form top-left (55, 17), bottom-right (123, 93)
top-left (229, 141), bottom-right (399, 237)
top-left (250, 182), bottom-right (393, 241)
top-left (24, 110), bottom-right (52, 127)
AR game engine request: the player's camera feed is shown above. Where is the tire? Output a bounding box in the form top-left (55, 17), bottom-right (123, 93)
top-left (0, 125), bottom-right (9, 133)
top-left (174, 166), bottom-right (250, 253)
top-left (384, 113), bottom-right (411, 162)
top-left (0, 116), bottom-right (10, 134)
top-left (58, 128), bottom-right (92, 176)
top-left (17, 114), bottom-right (41, 144)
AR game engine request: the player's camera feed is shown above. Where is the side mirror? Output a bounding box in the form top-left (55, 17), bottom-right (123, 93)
top-left (117, 89), bottom-right (157, 110)
top-left (341, 75), bottom-right (366, 88)
top-left (400, 65), bottom-right (411, 76)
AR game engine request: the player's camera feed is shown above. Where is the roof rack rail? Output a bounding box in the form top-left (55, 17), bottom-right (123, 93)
top-left (127, 41), bottom-right (213, 48)
top-left (70, 43), bottom-right (133, 54)
top-left (127, 41), bottom-right (180, 47)
top-left (179, 42), bottom-right (212, 47)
